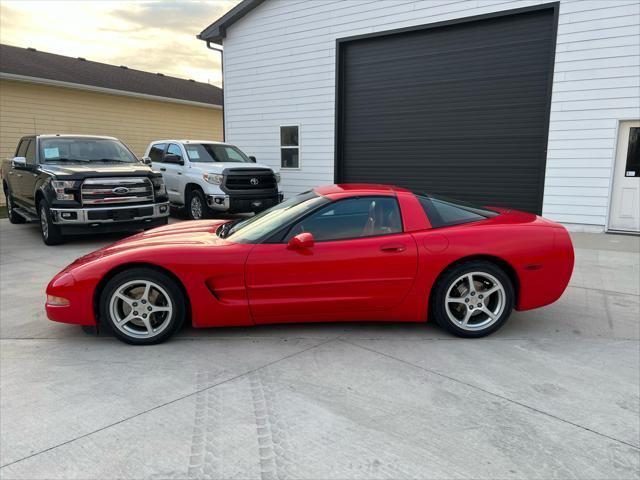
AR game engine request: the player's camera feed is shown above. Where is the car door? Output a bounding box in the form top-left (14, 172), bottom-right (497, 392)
top-left (162, 144), bottom-right (184, 203)
top-left (245, 196), bottom-right (418, 323)
top-left (21, 137), bottom-right (38, 205)
top-left (10, 138), bottom-right (32, 205)
top-left (149, 143), bottom-right (175, 202)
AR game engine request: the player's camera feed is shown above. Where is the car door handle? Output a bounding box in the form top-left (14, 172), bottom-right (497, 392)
top-left (159, 167), bottom-right (166, 172)
top-left (177, 172), bottom-right (182, 175)
top-left (380, 243), bottom-right (406, 253)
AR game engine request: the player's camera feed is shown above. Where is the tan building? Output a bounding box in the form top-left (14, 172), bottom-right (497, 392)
top-left (0, 44), bottom-right (223, 165)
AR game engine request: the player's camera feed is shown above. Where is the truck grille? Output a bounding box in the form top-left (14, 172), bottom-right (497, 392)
top-left (81, 177), bottom-right (153, 206)
top-left (224, 169), bottom-right (277, 191)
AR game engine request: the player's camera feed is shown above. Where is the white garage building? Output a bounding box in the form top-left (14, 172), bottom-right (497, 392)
top-left (199, 0), bottom-right (640, 233)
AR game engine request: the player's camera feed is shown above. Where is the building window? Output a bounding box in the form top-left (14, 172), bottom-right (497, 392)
top-left (280, 125), bottom-right (299, 169)
top-left (625, 127), bottom-right (639, 177)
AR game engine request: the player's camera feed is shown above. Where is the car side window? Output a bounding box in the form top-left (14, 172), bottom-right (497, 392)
top-left (24, 139), bottom-right (36, 164)
top-left (165, 144), bottom-right (183, 161)
top-left (16, 139), bottom-right (29, 157)
top-left (285, 196), bottom-right (403, 242)
top-left (149, 144), bottom-right (166, 163)
top-left (417, 195), bottom-right (497, 228)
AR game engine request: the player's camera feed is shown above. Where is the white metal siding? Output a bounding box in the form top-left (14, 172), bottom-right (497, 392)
top-left (222, 0), bottom-right (640, 227)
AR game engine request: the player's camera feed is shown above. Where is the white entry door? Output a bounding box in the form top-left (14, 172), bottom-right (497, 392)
top-left (609, 121), bottom-right (640, 233)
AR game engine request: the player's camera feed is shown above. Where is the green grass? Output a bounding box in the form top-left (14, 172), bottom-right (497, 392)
top-left (0, 205), bottom-right (7, 219)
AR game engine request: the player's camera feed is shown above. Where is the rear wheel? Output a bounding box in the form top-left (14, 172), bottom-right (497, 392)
top-left (38, 199), bottom-right (64, 245)
top-left (185, 188), bottom-right (208, 220)
top-left (99, 267), bottom-right (185, 345)
top-left (431, 261), bottom-right (514, 338)
top-left (4, 190), bottom-right (26, 224)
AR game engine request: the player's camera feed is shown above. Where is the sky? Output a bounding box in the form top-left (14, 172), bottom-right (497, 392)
top-left (0, 1), bottom-right (240, 86)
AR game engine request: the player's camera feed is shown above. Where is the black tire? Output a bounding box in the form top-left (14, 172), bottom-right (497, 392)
top-left (431, 260), bottom-right (515, 338)
top-left (38, 198), bottom-right (64, 245)
top-left (4, 190), bottom-right (26, 224)
top-left (185, 188), bottom-right (209, 220)
top-left (99, 267), bottom-right (186, 345)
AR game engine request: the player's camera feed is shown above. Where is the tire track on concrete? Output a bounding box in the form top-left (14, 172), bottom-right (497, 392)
top-left (187, 372), bottom-right (224, 480)
top-left (249, 369), bottom-right (296, 480)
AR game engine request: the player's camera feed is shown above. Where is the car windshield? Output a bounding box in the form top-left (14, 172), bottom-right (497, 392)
top-left (220, 191), bottom-right (328, 243)
top-left (39, 138), bottom-right (138, 163)
top-left (185, 143), bottom-right (252, 163)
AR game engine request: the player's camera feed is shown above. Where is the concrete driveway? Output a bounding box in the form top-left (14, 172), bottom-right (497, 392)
top-left (1, 218), bottom-right (638, 480)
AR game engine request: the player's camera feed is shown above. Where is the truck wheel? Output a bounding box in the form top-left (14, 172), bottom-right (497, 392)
top-left (185, 189), bottom-right (208, 220)
top-left (4, 191), bottom-right (26, 224)
top-left (38, 199), bottom-right (64, 245)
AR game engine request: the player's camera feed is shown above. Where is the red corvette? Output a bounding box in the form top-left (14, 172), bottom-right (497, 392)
top-left (46, 184), bottom-right (574, 345)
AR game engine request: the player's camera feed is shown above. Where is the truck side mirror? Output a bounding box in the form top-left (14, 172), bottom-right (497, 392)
top-left (249, 156), bottom-right (257, 163)
top-left (12, 157), bottom-right (27, 168)
top-left (141, 156), bottom-right (152, 165)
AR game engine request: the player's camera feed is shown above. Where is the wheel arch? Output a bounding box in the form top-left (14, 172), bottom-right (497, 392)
top-left (93, 262), bottom-right (192, 328)
top-left (185, 182), bottom-right (204, 195)
top-left (35, 189), bottom-right (46, 209)
top-left (428, 254), bottom-right (520, 316)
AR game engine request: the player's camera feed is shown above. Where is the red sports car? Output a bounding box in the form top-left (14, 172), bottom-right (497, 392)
top-left (46, 184), bottom-right (574, 345)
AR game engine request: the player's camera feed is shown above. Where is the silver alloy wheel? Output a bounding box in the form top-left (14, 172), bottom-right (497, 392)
top-left (6, 194), bottom-right (12, 216)
top-left (40, 205), bottom-right (48, 239)
top-left (445, 271), bottom-right (506, 331)
top-left (190, 195), bottom-right (203, 219)
top-left (109, 279), bottom-right (173, 339)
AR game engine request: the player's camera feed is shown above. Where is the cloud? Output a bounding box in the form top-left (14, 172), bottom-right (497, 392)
top-left (0, 0), bottom-right (240, 85)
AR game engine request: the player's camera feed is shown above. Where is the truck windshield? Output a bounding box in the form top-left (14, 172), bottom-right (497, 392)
top-left (39, 138), bottom-right (138, 163)
top-left (185, 143), bottom-right (252, 163)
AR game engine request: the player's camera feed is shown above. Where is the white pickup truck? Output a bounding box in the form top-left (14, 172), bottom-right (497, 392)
top-left (143, 140), bottom-right (282, 220)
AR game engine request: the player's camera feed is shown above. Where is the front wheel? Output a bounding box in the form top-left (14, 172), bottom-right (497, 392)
top-left (99, 267), bottom-right (185, 345)
top-left (38, 199), bottom-right (64, 245)
top-left (185, 189), bottom-right (208, 220)
top-left (431, 261), bottom-right (514, 338)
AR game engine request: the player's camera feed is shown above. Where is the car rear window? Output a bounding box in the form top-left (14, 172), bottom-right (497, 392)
top-left (416, 194), bottom-right (498, 228)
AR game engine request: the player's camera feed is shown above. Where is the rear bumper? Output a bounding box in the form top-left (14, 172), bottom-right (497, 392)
top-left (207, 193), bottom-right (283, 212)
top-left (51, 202), bottom-right (169, 225)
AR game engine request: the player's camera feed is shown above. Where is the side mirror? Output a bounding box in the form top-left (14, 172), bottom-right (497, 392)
top-left (164, 154), bottom-right (184, 165)
top-left (249, 156), bottom-right (257, 163)
top-left (12, 157), bottom-right (27, 168)
top-left (287, 232), bottom-right (314, 250)
top-left (141, 156), bottom-right (152, 165)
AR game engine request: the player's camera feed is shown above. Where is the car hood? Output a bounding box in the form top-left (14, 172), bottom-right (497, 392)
top-left (40, 162), bottom-right (155, 178)
top-left (66, 220), bottom-right (233, 270)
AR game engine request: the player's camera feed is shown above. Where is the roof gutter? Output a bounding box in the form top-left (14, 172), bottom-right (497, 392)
top-left (205, 41), bottom-right (226, 141)
top-left (0, 72), bottom-right (222, 110)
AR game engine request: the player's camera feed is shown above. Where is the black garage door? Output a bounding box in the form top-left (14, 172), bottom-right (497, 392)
top-left (335, 5), bottom-right (558, 214)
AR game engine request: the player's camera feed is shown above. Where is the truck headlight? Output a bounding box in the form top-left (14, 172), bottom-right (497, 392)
top-left (151, 177), bottom-right (166, 196)
top-left (203, 173), bottom-right (224, 185)
top-left (51, 180), bottom-right (75, 201)
top-left (275, 173), bottom-right (281, 183)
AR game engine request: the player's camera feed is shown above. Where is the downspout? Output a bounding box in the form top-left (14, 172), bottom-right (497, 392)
top-left (206, 41), bottom-right (225, 142)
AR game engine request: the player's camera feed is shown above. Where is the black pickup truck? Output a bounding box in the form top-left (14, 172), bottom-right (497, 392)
top-left (1, 134), bottom-right (169, 245)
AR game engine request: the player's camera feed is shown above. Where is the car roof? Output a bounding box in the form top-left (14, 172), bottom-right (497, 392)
top-left (34, 134), bottom-right (119, 140)
top-left (314, 184), bottom-right (411, 196)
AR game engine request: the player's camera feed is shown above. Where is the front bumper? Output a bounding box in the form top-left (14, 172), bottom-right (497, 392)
top-left (51, 202), bottom-right (170, 224)
top-left (207, 193), bottom-right (283, 213)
